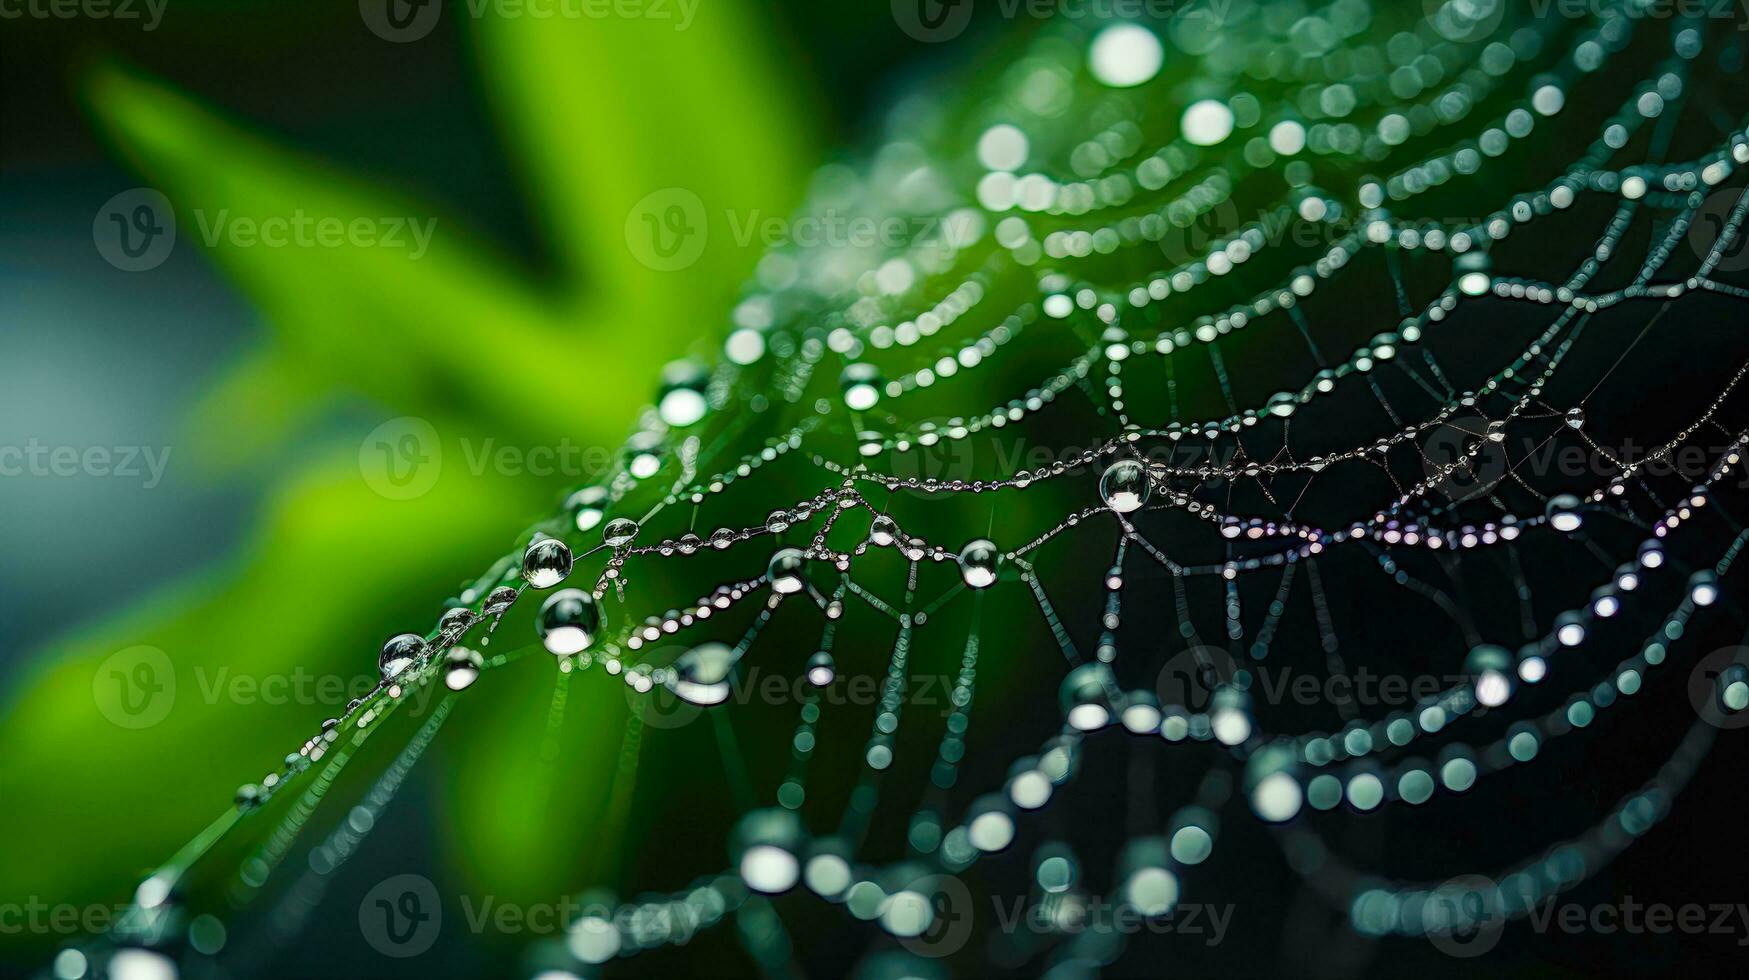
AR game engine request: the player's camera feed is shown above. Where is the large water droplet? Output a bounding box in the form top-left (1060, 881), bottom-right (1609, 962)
top-left (839, 363), bottom-right (883, 411)
top-left (1059, 663), bottom-right (1115, 730)
top-left (483, 585), bottom-right (519, 617)
top-left (567, 486), bottom-right (609, 533)
top-left (958, 539), bottom-right (1000, 589)
top-left (444, 648), bottom-right (483, 690)
top-left (1545, 493), bottom-right (1583, 532)
top-left (869, 514), bottom-right (898, 547)
top-left (1099, 459), bottom-right (1151, 513)
top-left (539, 589), bottom-right (601, 656)
top-left (806, 651), bottom-right (836, 687)
top-left (603, 517), bottom-right (640, 548)
top-left (522, 538), bottom-right (573, 589)
top-left (437, 606), bottom-right (475, 641)
top-left (378, 633), bottom-right (428, 680)
top-left (768, 548), bottom-right (808, 594)
top-left (667, 642), bottom-right (738, 705)
top-left (657, 359), bottom-right (711, 427)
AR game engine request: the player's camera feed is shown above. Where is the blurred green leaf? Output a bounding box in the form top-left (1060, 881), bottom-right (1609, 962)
top-left (0, 4), bottom-right (819, 922)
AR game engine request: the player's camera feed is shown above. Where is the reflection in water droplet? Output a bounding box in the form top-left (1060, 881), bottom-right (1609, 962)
top-left (539, 590), bottom-right (602, 656)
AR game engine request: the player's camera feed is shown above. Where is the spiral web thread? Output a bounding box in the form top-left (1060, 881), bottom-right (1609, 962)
top-left (66, 2), bottom-right (1749, 977)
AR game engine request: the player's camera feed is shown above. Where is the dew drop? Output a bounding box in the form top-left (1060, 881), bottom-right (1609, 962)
top-left (444, 647), bottom-right (483, 690)
top-left (840, 363), bottom-right (883, 411)
top-left (378, 633), bottom-right (427, 680)
top-left (768, 548), bottom-right (808, 594)
top-left (538, 589), bottom-right (602, 655)
top-left (1099, 459), bottom-right (1151, 513)
top-left (566, 486), bottom-right (608, 533)
top-left (958, 539), bottom-right (1000, 589)
top-left (603, 517), bottom-right (640, 548)
top-left (657, 359), bottom-right (711, 427)
top-left (1545, 493), bottom-right (1583, 532)
top-left (667, 642), bottom-right (738, 705)
top-left (522, 537), bottom-right (573, 589)
top-left (806, 651), bottom-right (836, 687)
top-left (483, 585), bottom-right (519, 617)
top-left (437, 606), bottom-right (475, 641)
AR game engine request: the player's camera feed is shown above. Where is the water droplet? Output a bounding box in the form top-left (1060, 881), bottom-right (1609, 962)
top-left (1565, 406), bottom-right (1586, 429)
top-left (603, 517), bottom-right (640, 548)
top-left (667, 642), bottom-right (737, 705)
top-left (806, 651), bottom-right (836, 687)
top-left (768, 548), bottom-right (808, 594)
top-left (868, 514), bottom-right (898, 547)
top-left (657, 359), bottom-right (711, 427)
top-left (766, 509), bottom-right (792, 534)
top-left (958, 539), bottom-right (1000, 589)
top-left (567, 486), bottom-right (609, 532)
top-left (1545, 493), bottom-right (1583, 532)
top-left (483, 585), bottom-right (519, 617)
top-left (437, 606), bottom-right (475, 641)
top-left (1060, 663), bottom-right (1115, 730)
top-left (539, 590), bottom-right (601, 655)
top-left (522, 538), bottom-right (573, 589)
top-left (378, 633), bottom-right (427, 680)
top-left (444, 648), bottom-right (483, 690)
top-left (1099, 459), bottom-right (1151, 513)
top-left (839, 363), bottom-right (883, 411)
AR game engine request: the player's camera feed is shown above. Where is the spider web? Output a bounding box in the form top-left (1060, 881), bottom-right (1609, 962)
top-left (62, 3), bottom-right (1749, 978)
